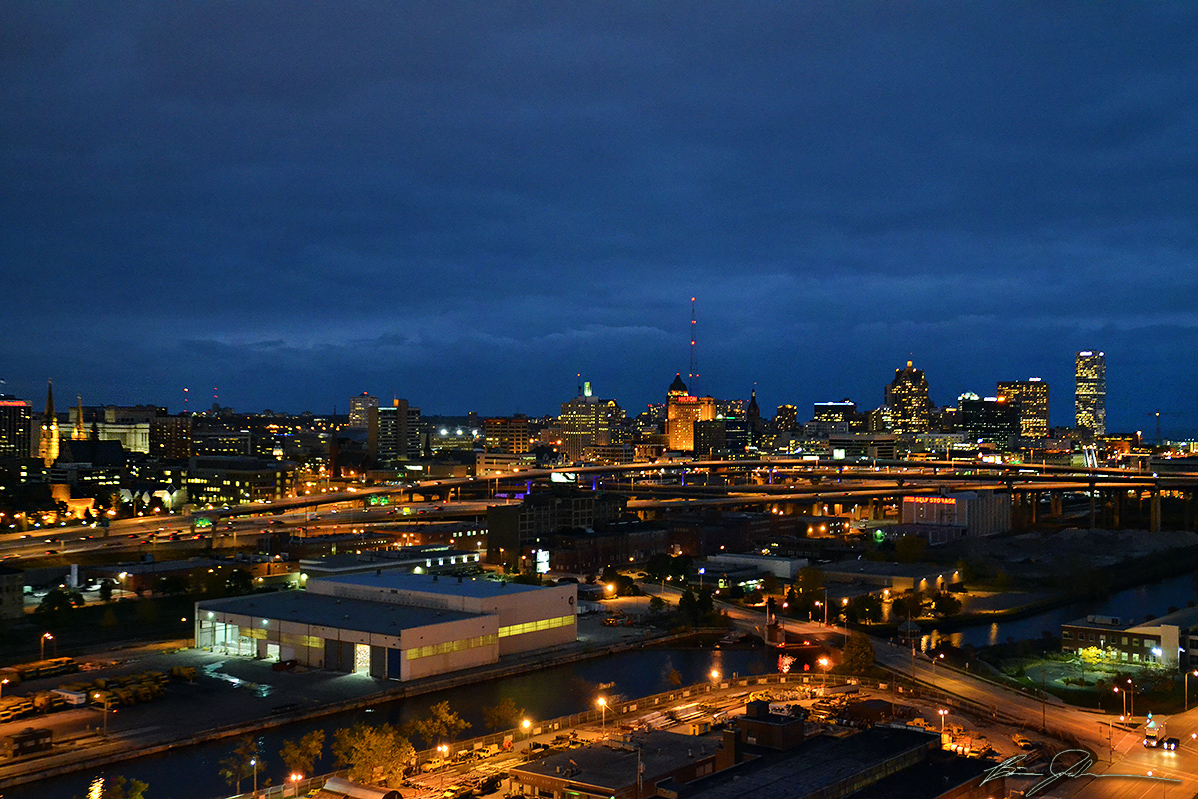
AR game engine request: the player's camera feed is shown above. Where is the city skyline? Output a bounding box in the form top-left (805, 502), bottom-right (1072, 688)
top-left (3, 5), bottom-right (1196, 435)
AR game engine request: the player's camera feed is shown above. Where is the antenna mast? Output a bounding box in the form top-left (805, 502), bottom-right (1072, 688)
top-left (688, 297), bottom-right (698, 396)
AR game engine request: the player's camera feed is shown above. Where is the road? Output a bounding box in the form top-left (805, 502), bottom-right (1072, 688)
top-left (710, 598), bottom-right (1198, 798)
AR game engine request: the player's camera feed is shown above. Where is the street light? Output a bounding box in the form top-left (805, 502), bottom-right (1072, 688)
top-left (41, 632), bottom-right (54, 660)
top-left (1115, 685), bottom-right (1126, 718)
top-left (710, 669), bottom-right (721, 683)
top-left (938, 708), bottom-right (948, 734)
top-left (597, 697), bottom-right (608, 739)
top-left (522, 718), bottom-right (531, 742)
top-left (931, 652), bottom-right (944, 688)
top-left (289, 773), bottom-right (302, 798)
top-left (437, 743), bottom-right (449, 790)
top-left (0, 678), bottom-right (8, 697)
top-left (1186, 671), bottom-right (1198, 712)
top-left (250, 758), bottom-right (258, 795)
top-left (818, 656), bottom-right (830, 689)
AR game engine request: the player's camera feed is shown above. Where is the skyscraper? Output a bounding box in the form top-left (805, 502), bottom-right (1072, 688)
top-left (559, 382), bottom-right (621, 462)
top-left (1075, 351), bottom-right (1106, 436)
top-left (997, 378), bottom-right (1049, 438)
top-left (884, 361), bottom-right (931, 433)
top-left (348, 393), bottom-right (378, 429)
top-left (0, 395), bottom-right (32, 458)
top-left (665, 374), bottom-right (716, 451)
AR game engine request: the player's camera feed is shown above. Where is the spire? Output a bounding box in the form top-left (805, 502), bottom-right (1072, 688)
top-left (73, 395), bottom-right (87, 440)
top-left (39, 379), bottom-right (59, 467)
top-left (668, 373), bottom-right (688, 395)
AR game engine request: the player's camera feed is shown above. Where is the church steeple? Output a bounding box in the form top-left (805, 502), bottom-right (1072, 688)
top-left (39, 379), bottom-right (59, 467)
top-left (72, 395), bottom-right (87, 440)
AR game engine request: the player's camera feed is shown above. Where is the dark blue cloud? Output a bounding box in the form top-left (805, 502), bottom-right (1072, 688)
top-left (1, 2), bottom-right (1196, 435)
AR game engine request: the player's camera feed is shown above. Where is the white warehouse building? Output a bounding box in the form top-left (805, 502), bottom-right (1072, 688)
top-left (194, 573), bottom-right (577, 681)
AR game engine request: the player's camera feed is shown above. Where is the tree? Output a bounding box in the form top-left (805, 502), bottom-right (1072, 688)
top-left (334, 723), bottom-right (413, 787)
top-left (845, 593), bottom-right (883, 624)
top-left (99, 580), bottom-right (114, 602)
top-left (795, 567), bottom-right (824, 594)
top-left (279, 730), bottom-right (325, 776)
top-left (157, 575), bottom-right (189, 595)
top-left (677, 587), bottom-right (699, 626)
top-left (409, 701), bottom-right (470, 749)
top-left (930, 592), bottom-right (961, 617)
top-left (219, 735), bottom-right (263, 793)
top-left (648, 595), bottom-right (666, 614)
top-left (842, 632), bottom-right (876, 674)
top-left (332, 722), bottom-right (370, 768)
top-left (101, 775), bottom-right (149, 799)
top-left (645, 553), bottom-right (673, 580)
top-left (760, 573), bottom-right (780, 595)
top-left (35, 587), bottom-right (83, 628)
top-left (482, 697), bottom-right (525, 732)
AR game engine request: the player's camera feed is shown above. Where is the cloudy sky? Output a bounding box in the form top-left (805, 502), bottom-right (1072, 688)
top-left (3, 3), bottom-right (1196, 435)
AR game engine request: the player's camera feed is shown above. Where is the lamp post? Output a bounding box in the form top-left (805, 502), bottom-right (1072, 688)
top-left (1186, 671), bottom-right (1198, 712)
top-left (1127, 678), bottom-right (1134, 719)
top-left (522, 718), bottom-right (531, 743)
top-left (437, 744), bottom-right (449, 791)
top-left (289, 773), bottom-right (302, 798)
top-left (597, 697), bottom-right (607, 739)
top-left (931, 652), bottom-right (944, 688)
top-left (938, 708), bottom-right (948, 734)
top-left (1115, 685), bottom-right (1126, 718)
top-left (0, 678), bottom-right (7, 697)
top-left (41, 632), bottom-right (54, 660)
top-left (250, 758), bottom-right (258, 795)
top-left (818, 656), bottom-right (830, 690)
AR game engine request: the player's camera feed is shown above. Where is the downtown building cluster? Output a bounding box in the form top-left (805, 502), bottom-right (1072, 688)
top-left (0, 348), bottom-right (1131, 528)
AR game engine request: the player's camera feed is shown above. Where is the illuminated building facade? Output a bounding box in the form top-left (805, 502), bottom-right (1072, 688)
top-left (997, 378), bottom-right (1049, 438)
top-left (483, 415), bottom-right (530, 454)
top-left (38, 380), bottom-right (59, 467)
top-left (559, 382), bottom-right (622, 462)
top-left (1075, 351), bottom-right (1106, 436)
top-left (0, 396), bottom-right (32, 458)
top-left (884, 361), bottom-right (931, 433)
top-left (348, 392), bottom-right (378, 430)
top-left (374, 399), bottom-right (421, 467)
top-left (665, 374), bottom-right (716, 451)
top-left (774, 404), bottom-right (797, 432)
top-left (959, 394), bottom-right (1020, 447)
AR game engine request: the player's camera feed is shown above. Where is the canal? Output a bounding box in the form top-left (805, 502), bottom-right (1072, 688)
top-left (20, 646), bottom-right (801, 799)
top-left (922, 571), bottom-right (1198, 650)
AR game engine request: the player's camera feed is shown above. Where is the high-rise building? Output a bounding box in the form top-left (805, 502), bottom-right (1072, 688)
top-left (959, 394), bottom-right (1020, 448)
top-left (773, 405), bottom-right (798, 432)
top-left (0, 395), bottom-right (32, 458)
top-left (665, 374), bottom-right (716, 452)
top-left (484, 416), bottom-right (530, 454)
top-left (997, 378), bottom-right (1049, 438)
top-left (38, 380), bottom-right (59, 467)
top-left (884, 361), bottom-right (931, 433)
top-left (1075, 351), bottom-right (1106, 436)
top-left (559, 382), bottom-right (622, 462)
top-left (348, 393), bottom-right (378, 430)
top-left (373, 399), bottom-right (421, 467)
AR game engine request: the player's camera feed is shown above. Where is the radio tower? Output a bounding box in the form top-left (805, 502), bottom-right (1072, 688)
top-left (688, 297), bottom-right (698, 396)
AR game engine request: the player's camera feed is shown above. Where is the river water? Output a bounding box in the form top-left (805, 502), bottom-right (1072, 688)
top-left (19, 647), bottom-right (797, 799)
top-left (921, 571), bottom-right (1198, 650)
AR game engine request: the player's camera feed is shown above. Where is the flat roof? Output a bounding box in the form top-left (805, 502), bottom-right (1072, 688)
top-left (686, 727), bottom-right (935, 799)
top-left (312, 572), bottom-right (547, 598)
top-left (512, 731), bottom-right (715, 791)
top-left (197, 590), bottom-right (479, 635)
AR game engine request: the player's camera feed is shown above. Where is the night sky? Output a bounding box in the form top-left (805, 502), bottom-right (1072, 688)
top-left (3, 4), bottom-right (1196, 435)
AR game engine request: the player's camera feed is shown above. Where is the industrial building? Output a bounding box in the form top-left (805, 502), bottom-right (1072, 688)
top-left (194, 572), bottom-right (576, 680)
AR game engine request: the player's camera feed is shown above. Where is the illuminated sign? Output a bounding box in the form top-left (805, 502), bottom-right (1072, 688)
top-left (909, 496), bottom-right (957, 505)
top-left (675, 396), bottom-right (698, 404)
